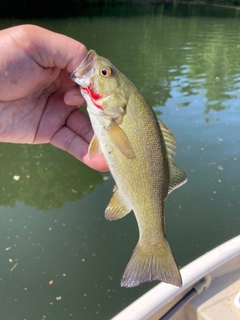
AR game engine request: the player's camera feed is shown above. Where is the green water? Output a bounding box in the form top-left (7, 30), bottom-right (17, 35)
top-left (0, 4), bottom-right (240, 320)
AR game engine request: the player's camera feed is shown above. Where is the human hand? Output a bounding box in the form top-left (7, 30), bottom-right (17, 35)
top-left (0, 24), bottom-right (108, 171)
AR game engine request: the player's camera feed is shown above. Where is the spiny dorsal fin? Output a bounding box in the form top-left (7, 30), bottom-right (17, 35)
top-left (105, 185), bottom-right (132, 220)
top-left (157, 119), bottom-right (187, 196)
top-left (158, 119), bottom-right (176, 162)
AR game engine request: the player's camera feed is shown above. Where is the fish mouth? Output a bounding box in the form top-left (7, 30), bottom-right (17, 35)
top-left (70, 50), bottom-right (97, 85)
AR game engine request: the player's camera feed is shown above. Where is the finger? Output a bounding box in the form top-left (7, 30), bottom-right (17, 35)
top-left (65, 108), bottom-right (94, 144)
top-left (20, 25), bottom-right (88, 72)
top-left (82, 153), bottom-right (108, 172)
top-left (33, 94), bottom-right (90, 145)
top-left (50, 126), bottom-right (108, 172)
top-left (64, 87), bottom-right (86, 106)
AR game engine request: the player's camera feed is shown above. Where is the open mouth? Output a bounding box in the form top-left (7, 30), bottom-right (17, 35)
top-left (70, 50), bottom-right (104, 111)
top-left (70, 50), bottom-right (97, 82)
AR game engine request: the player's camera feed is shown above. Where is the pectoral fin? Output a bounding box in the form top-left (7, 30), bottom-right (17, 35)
top-left (106, 121), bottom-right (135, 159)
top-left (88, 135), bottom-right (102, 160)
top-left (105, 185), bottom-right (132, 220)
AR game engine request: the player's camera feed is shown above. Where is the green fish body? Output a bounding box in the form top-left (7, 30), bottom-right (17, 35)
top-left (70, 50), bottom-right (187, 288)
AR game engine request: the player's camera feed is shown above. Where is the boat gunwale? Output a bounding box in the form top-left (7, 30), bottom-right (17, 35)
top-left (112, 235), bottom-right (240, 320)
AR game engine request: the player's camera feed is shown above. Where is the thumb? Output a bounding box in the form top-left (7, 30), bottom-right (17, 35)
top-left (14, 24), bottom-right (88, 72)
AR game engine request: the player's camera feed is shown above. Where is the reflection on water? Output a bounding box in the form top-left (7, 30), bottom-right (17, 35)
top-left (0, 4), bottom-right (240, 320)
top-left (0, 144), bottom-right (103, 209)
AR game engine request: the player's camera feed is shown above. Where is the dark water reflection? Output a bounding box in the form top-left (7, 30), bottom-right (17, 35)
top-left (0, 144), bottom-right (103, 209)
top-left (0, 4), bottom-right (240, 320)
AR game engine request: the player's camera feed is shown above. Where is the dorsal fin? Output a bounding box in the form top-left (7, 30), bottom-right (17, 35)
top-left (168, 163), bottom-right (187, 195)
top-left (158, 119), bottom-right (187, 196)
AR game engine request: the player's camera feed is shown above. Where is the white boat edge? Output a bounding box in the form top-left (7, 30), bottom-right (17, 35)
top-left (112, 235), bottom-right (240, 320)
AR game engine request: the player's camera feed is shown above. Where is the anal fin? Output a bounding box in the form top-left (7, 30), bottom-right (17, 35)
top-left (105, 185), bottom-right (132, 220)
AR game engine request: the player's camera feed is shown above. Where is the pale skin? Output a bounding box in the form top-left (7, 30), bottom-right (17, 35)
top-left (0, 24), bottom-right (108, 171)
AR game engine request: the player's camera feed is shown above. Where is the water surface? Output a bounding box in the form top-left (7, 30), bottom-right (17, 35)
top-left (0, 4), bottom-right (239, 320)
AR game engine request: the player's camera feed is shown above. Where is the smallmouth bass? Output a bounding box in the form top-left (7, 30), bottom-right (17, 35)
top-left (70, 50), bottom-right (187, 288)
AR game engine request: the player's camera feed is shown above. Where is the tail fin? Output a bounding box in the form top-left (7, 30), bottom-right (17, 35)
top-left (121, 239), bottom-right (182, 288)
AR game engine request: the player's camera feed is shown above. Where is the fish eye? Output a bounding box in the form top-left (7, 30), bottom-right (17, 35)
top-left (101, 68), bottom-right (111, 77)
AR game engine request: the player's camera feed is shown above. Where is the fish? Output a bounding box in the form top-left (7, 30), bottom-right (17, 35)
top-left (70, 50), bottom-right (187, 288)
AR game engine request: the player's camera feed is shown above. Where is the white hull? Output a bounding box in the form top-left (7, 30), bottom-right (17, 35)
top-left (112, 235), bottom-right (240, 320)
